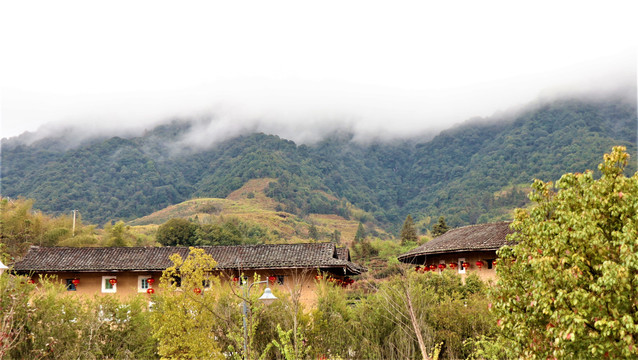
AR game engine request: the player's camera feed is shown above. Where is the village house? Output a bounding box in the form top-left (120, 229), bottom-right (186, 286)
top-left (11, 243), bottom-right (366, 305)
top-left (397, 221), bottom-right (514, 281)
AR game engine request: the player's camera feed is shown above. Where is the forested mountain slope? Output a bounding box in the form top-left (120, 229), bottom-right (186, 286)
top-left (1, 96), bottom-right (635, 231)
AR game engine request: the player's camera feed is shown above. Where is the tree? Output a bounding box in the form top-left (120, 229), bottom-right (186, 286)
top-left (431, 217), bottom-right (449, 237)
top-left (350, 270), bottom-right (494, 360)
top-left (156, 218), bottom-right (198, 246)
top-left (489, 147), bottom-right (638, 359)
top-left (401, 214), bottom-right (418, 244)
top-left (103, 221), bottom-right (136, 247)
top-left (308, 224), bottom-right (319, 242)
top-left (1, 273), bottom-right (157, 359)
top-left (151, 248), bottom-right (226, 359)
top-left (331, 230), bottom-right (341, 244)
top-left (354, 222), bottom-right (366, 242)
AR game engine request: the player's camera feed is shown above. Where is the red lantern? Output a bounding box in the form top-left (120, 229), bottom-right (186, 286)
top-left (493, 260), bottom-right (497, 266)
top-left (194, 287), bottom-right (202, 294)
top-left (449, 263), bottom-right (457, 269)
top-left (438, 264), bottom-right (446, 270)
top-left (415, 266), bottom-right (421, 272)
top-left (71, 279), bottom-right (80, 286)
top-left (462, 262), bottom-right (469, 269)
top-left (147, 288), bottom-right (155, 294)
top-left (429, 264), bottom-right (436, 270)
top-left (147, 278), bottom-right (155, 286)
top-left (476, 261), bottom-right (484, 269)
top-left (233, 276), bottom-right (239, 282)
top-left (268, 276), bottom-right (277, 284)
top-left (109, 278), bottom-right (117, 286)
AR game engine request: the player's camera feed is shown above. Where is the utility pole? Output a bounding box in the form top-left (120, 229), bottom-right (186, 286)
top-left (72, 210), bottom-right (78, 236)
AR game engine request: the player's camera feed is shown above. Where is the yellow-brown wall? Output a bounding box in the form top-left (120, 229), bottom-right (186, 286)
top-left (27, 268), bottom-right (344, 307)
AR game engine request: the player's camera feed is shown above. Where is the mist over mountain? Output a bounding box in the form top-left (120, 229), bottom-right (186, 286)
top-left (1, 94), bottom-right (636, 233)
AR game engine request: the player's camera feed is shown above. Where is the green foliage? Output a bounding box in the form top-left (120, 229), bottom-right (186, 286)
top-left (2, 97), bottom-right (635, 234)
top-left (155, 217), bottom-right (265, 246)
top-left (103, 220), bottom-right (137, 247)
top-left (354, 222), bottom-right (366, 242)
top-left (308, 279), bottom-right (353, 358)
top-left (330, 229), bottom-right (341, 244)
top-left (151, 248), bottom-right (225, 359)
top-left (431, 216), bottom-right (449, 237)
top-left (0, 274), bottom-right (157, 359)
top-left (307, 270), bottom-right (495, 359)
top-left (487, 146), bottom-right (638, 359)
top-left (400, 214), bottom-right (418, 244)
top-left (0, 198), bottom-right (96, 261)
top-left (308, 224), bottom-right (319, 242)
top-left (353, 271), bottom-right (495, 360)
top-left (353, 239), bottom-right (379, 261)
top-left (156, 218), bottom-right (198, 246)
top-left (151, 248), bottom-right (312, 360)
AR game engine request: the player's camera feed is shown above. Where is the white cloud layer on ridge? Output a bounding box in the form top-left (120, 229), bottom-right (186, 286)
top-left (1, 1), bottom-right (636, 144)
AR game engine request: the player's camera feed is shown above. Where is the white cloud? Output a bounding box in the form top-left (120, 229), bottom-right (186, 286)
top-left (1, 1), bottom-right (636, 142)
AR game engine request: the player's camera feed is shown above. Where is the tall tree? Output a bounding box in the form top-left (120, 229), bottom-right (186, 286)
top-left (489, 147), bottom-right (638, 359)
top-left (354, 222), bottom-right (366, 242)
top-left (331, 229), bottom-right (341, 244)
top-left (431, 216), bottom-right (449, 237)
top-left (308, 224), bottom-right (319, 242)
top-left (156, 218), bottom-right (198, 246)
top-left (400, 215), bottom-right (418, 244)
top-left (151, 248), bottom-right (225, 359)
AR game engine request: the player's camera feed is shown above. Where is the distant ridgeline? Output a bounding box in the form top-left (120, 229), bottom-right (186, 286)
top-left (1, 96), bottom-right (636, 231)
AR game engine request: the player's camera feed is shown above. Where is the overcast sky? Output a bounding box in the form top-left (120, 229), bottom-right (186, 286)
top-left (1, 1), bottom-right (636, 143)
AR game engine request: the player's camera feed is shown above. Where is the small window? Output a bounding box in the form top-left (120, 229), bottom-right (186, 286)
top-left (458, 258), bottom-right (466, 274)
top-left (102, 276), bottom-right (117, 293)
top-left (65, 279), bottom-right (77, 291)
top-left (276, 275), bottom-right (284, 285)
top-left (138, 276), bottom-right (150, 293)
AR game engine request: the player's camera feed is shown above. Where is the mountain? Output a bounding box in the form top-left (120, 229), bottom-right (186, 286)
top-left (1, 95), bottom-right (636, 232)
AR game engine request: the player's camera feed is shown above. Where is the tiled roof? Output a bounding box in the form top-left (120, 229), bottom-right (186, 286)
top-left (335, 247), bottom-right (350, 261)
top-left (398, 222), bottom-right (514, 262)
top-left (12, 243), bottom-right (366, 275)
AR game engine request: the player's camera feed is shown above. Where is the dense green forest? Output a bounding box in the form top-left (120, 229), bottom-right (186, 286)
top-left (1, 96), bottom-right (636, 232)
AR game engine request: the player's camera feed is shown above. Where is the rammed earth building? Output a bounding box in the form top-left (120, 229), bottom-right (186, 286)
top-left (398, 222), bottom-right (514, 281)
top-left (12, 243), bottom-right (366, 305)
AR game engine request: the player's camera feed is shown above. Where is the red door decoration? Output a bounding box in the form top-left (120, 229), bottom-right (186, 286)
top-left (109, 278), bottom-right (117, 286)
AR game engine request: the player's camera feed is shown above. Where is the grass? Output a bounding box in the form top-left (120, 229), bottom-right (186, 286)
top-left (127, 178), bottom-right (386, 245)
